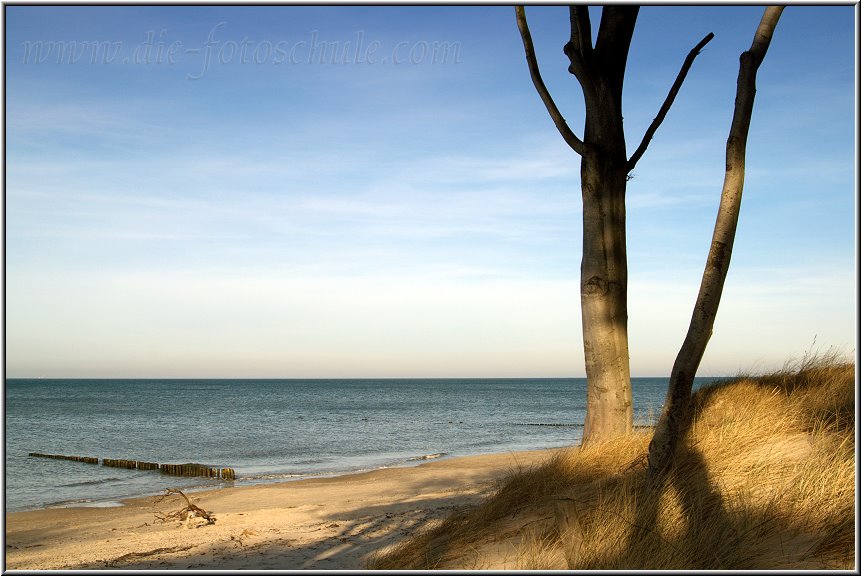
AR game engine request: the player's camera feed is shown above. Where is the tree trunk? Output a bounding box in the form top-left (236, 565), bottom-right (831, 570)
top-left (647, 6), bottom-right (784, 484)
top-left (515, 6), bottom-right (711, 445)
top-left (579, 95), bottom-right (633, 444)
top-left (575, 7), bottom-right (638, 445)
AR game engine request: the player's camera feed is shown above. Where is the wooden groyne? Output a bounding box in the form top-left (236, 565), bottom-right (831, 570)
top-left (29, 452), bottom-right (99, 464)
top-left (102, 459), bottom-right (161, 471)
top-left (103, 458), bottom-right (138, 469)
top-left (28, 452), bottom-right (236, 480)
top-left (159, 463), bottom-right (235, 480)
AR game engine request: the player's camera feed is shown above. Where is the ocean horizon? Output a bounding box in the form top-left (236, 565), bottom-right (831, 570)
top-left (5, 377), bottom-right (722, 512)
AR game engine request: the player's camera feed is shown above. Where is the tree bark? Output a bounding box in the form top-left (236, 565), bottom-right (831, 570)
top-left (578, 86), bottom-right (634, 443)
top-left (646, 6), bottom-right (784, 484)
top-left (579, 148), bottom-right (633, 442)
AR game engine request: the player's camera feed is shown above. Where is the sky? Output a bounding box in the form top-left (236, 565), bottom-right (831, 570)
top-left (3, 5), bottom-right (857, 378)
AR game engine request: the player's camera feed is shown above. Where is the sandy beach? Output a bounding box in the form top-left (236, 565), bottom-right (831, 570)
top-left (4, 448), bottom-right (555, 570)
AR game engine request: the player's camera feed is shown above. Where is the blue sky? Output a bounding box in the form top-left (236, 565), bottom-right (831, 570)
top-left (4, 5), bottom-right (856, 378)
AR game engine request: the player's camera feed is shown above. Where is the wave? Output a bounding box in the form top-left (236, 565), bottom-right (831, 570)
top-left (47, 497), bottom-right (124, 509)
top-left (234, 472), bottom-right (304, 482)
top-left (60, 477), bottom-right (123, 488)
top-left (407, 452), bottom-right (448, 461)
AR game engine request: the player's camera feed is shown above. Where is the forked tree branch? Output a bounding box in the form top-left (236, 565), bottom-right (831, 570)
top-left (516, 6), bottom-right (588, 156)
top-left (626, 32), bottom-right (715, 172)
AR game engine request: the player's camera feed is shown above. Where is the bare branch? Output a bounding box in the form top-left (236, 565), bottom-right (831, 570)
top-left (593, 5), bottom-right (639, 95)
top-left (749, 6), bottom-right (784, 67)
top-left (515, 6), bottom-right (587, 156)
top-left (594, 6), bottom-right (640, 54)
top-left (626, 32), bottom-right (714, 172)
top-left (564, 6), bottom-right (592, 77)
top-left (573, 7), bottom-right (593, 56)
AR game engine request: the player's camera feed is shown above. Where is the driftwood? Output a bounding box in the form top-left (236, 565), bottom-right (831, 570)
top-left (154, 489), bottom-right (216, 528)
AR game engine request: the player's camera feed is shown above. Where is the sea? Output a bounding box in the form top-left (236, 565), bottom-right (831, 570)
top-left (5, 377), bottom-right (721, 512)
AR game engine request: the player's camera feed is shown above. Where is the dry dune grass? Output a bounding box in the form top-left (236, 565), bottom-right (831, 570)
top-left (370, 352), bottom-right (855, 570)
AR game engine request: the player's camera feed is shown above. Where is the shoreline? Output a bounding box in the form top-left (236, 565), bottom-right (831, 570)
top-left (4, 446), bottom-right (562, 570)
top-left (7, 445), bottom-right (573, 515)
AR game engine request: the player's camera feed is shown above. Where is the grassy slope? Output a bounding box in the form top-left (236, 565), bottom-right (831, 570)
top-left (371, 354), bottom-right (855, 570)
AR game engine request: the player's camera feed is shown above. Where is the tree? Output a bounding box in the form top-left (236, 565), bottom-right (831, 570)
top-left (647, 6), bottom-right (784, 483)
top-left (515, 6), bottom-right (713, 443)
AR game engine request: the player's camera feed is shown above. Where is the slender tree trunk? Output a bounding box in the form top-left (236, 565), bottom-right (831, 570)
top-left (647, 6), bottom-right (784, 484)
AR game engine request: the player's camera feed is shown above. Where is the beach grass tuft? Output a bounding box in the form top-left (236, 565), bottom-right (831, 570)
top-left (370, 352), bottom-right (855, 570)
